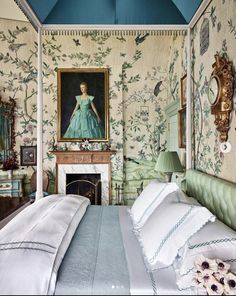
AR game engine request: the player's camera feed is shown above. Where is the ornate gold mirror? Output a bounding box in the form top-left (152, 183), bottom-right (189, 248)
top-left (208, 53), bottom-right (234, 142)
top-left (0, 97), bottom-right (16, 161)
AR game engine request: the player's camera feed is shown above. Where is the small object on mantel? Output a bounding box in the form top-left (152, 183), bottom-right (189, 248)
top-left (79, 138), bottom-right (90, 151)
top-left (101, 141), bottom-right (111, 151)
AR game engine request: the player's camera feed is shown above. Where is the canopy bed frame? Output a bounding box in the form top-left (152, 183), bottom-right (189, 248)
top-left (12, 0), bottom-right (212, 200)
top-left (1, 1), bottom-right (236, 295)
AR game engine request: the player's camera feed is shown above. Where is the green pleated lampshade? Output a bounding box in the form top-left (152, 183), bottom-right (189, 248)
top-left (155, 151), bottom-right (183, 173)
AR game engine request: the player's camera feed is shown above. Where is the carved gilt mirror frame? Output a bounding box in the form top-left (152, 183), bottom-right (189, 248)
top-left (208, 53), bottom-right (234, 142)
top-left (0, 97), bottom-right (16, 160)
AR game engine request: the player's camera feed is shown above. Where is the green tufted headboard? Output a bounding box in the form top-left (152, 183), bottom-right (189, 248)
top-left (186, 169), bottom-right (236, 231)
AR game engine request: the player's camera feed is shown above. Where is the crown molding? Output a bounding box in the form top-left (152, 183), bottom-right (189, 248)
top-left (42, 24), bottom-right (188, 32)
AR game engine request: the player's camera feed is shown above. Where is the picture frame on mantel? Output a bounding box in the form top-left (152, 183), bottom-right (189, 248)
top-left (57, 68), bottom-right (109, 142)
top-left (178, 108), bottom-right (186, 148)
top-left (180, 74), bottom-right (187, 108)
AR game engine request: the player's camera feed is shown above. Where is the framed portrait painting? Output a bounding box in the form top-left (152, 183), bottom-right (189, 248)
top-left (57, 68), bottom-right (109, 142)
top-left (180, 74), bottom-right (187, 108)
top-left (178, 108), bottom-right (186, 148)
top-left (20, 146), bottom-right (37, 166)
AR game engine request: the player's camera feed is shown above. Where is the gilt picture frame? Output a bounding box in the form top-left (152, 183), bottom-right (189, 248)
top-left (20, 146), bottom-right (37, 166)
top-left (57, 68), bottom-right (109, 142)
top-left (178, 108), bottom-right (186, 148)
top-left (180, 74), bottom-right (187, 108)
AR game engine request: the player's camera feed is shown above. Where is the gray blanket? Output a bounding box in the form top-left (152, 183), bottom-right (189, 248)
top-left (55, 206), bottom-right (130, 295)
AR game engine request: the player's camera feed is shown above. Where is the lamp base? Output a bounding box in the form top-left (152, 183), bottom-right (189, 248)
top-left (165, 172), bottom-right (173, 183)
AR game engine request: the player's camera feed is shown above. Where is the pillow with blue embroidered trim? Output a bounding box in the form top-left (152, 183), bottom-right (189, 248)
top-left (129, 180), bottom-right (179, 229)
top-left (174, 218), bottom-right (236, 290)
top-left (135, 197), bottom-right (215, 271)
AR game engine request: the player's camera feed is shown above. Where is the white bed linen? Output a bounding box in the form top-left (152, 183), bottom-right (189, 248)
top-left (0, 194), bottom-right (90, 295)
top-left (129, 181), bottom-right (179, 229)
top-left (119, 206), bottom-right (204, 295)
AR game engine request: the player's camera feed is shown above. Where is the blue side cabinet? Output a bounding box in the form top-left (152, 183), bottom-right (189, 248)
top-left (0, 176), bottom-right (24, 198)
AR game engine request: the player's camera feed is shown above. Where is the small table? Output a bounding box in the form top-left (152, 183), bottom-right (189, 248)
top-left (0, 176), bottom-right (24, 198)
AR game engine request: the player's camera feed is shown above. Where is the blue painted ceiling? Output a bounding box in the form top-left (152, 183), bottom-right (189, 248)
top-left (20, 0), bottom-right (203, 25)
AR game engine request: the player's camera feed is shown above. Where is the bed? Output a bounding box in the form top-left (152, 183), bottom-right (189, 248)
top-left (0, 169), bottom-right (236, 295)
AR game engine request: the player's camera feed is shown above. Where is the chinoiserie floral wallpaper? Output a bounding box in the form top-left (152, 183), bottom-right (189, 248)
top-left (0, 16), bottom-right (186, 203)
top-left (1, 0), bottom-right (235, 203)
top-left (191, 0), bottom-right (236, 182)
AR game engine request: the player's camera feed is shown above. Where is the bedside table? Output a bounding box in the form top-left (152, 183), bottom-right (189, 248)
top-left (0, 176), bottom-right (24, 198)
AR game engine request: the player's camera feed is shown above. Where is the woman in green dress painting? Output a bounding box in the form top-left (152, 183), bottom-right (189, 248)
top-left (64, 82), bottom-right (104, 139)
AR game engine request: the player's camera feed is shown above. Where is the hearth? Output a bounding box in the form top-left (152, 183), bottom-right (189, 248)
top-left (66, 173), bottom-right (101, 205)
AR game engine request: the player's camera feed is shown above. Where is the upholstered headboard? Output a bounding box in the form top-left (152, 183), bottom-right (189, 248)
top-left (185, 169), bottom-right (236, 231)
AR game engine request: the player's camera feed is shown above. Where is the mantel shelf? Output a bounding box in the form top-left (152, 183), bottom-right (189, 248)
top-left (51, 150), bottom-right (116, 164)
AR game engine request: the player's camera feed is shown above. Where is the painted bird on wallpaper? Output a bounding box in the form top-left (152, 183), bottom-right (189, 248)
top-left (116, 36), bottom-right (126, 43)
top-left (73, 38), bottom-right (81, 46)
top-left (124, 156), bottom-right (140, 164)
top-left (154, 80), bottom-right (163, 97)
top-left (135, 33), bottom-right (150, 45)
top-left (9, 43), bottom-right (27, 52)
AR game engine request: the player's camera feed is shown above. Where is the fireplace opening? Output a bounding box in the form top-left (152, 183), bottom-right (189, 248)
top-left (66, 174), bottom-right (101, 205)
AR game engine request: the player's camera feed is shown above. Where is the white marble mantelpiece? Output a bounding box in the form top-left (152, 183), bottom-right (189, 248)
top-left (52, 150), bottom-right (115, 205)
top-left (58, 164), bottom-right (109, 205)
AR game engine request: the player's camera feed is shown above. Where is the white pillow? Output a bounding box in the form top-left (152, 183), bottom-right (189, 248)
top-left (136, 198), bottom-right (215, 271)
top-left (174, 218), bottom-right (236, 289)
top-left (130, 180), bottom-right (179, 229)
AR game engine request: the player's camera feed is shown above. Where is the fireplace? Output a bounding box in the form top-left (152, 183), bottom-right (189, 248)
top-left (66, 173), bottom-right (101, 205)
top-left (52, 150), bottom-right (115, 205)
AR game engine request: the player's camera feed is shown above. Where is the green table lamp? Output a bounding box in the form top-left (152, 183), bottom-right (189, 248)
top-left (155, 151), bottom-right (183, 182)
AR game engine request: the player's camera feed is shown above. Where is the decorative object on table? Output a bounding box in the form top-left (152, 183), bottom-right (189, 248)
top-left (79, 138), bottom-right (90, 151)
top-left (2, 153), bottom-right (19, 179)
top-left (193, 255), bottom-right (236, 295)
top-left (180, 74), bottom-right (187, 108)
top-left (155, 151), bottom-right (183, 182)
top-left (57, 68), bottom-right (109, 142)
top-left (2, 154), bottom-right (19, 171)
top-left (207, 52), bottom-right (234, 142)
top-left (20, 146), bottom-right (37, 166)
top-left (178, 107), bottom-right (186, 148)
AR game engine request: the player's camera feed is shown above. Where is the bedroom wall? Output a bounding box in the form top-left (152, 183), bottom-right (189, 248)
top-left (191, 0), bottom-right (236, 182)
top-left (0, 17), bottom-right (185, 202)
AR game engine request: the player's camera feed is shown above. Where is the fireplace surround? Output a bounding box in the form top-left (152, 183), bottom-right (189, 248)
top-left (52, 150), bottom-right (115, 205)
